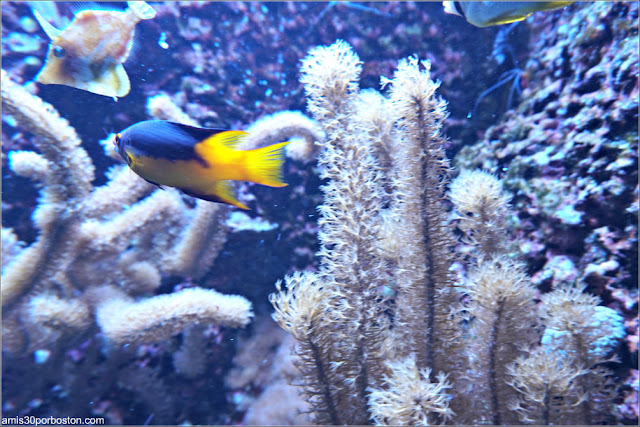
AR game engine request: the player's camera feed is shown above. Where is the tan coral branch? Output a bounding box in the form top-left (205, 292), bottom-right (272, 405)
top-left (96, 287), bottom-right (253, 344)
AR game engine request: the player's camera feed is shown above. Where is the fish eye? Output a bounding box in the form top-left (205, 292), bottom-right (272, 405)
top-left (53, 46), bottom-right (66, 58)
top-left (114, 133), bottom-right (121, 145)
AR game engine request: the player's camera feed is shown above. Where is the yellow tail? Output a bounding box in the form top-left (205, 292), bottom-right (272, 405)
top-left (244, 141), bottom-right (289, 187)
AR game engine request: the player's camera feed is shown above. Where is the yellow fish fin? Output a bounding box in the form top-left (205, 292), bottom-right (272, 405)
top-left (244, 141), bottom-right (290, 188)
top-left (88, 63), bottom-right (131, 98)
top-left (486, 13), bottom-right (532, 27)
top-left (200, 130), bottom-right (248, 149)
top-left (184, 181), bottom-right (249, 210)
top-left (113, 64), bottom-right (131, 97)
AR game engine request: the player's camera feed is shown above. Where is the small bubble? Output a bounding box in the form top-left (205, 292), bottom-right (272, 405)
top-left (34, 349), bottom-right (51, 364)
top-left (158, 32), bottom-right (169, 49)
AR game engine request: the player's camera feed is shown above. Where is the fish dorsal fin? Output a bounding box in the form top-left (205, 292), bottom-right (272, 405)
top-left (165, 122), bottom-right (228, 144)
top-left (32, 9), bottom-right (61, 40)
top-left (127, 1), bottom-right (156, 20)
top-left (71, 2), bottom-right (103, 15)
top-left (203, 130), bottom-right (249, 148)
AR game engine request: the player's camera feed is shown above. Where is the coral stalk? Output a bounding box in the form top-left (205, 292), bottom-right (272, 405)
top-left (1, 69), bottom-right (94, 306)
top-left (382, 56), bottom-right (461, 377)
top-left (96, 287), bottom-right (253, 344)
top-left (299, 40), bottom-right (388, 423)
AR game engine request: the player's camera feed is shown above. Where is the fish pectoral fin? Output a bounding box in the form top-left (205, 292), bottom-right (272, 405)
top-left (113, 64), bottom-right (131, 97)
top-left (183, 181), bottom-right (249, 210)
top-left (88, 64), bottom-right (131, 98)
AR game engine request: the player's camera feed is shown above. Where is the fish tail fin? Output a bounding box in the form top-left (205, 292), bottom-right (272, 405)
top-left (244, 141), bottom-right (289, 187)
top-left (127, 1), bottom-right (156, 20)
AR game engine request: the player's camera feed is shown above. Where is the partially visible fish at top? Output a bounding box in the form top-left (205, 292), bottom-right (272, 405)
top-left (443, 1), bottom-right (573, 28)
top-left (32, 1), bottom-right (156, 99)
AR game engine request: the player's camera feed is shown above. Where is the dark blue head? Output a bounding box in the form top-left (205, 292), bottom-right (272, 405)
top-left (115, 120), bottom-right (225, 165)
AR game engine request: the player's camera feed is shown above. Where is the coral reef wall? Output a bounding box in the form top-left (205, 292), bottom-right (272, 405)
top-left (271, 34), bottom-right (635, 425)
top-left (455, 3), bottom-right (638, 421)
top-left (453, 3), bottom-right (639, 422)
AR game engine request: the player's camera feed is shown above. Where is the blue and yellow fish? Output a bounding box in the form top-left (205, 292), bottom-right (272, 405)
top-left (33, 1), bottom-right (156, 98)
top-left (115, 120), bottom-right (289, 210)
top-left (443, 1), bottom-right (573, 27)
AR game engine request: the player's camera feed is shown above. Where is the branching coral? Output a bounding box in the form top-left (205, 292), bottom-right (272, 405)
top-left (449, 167), bottom-right (627, 425)
top-left (1, 69), bottom-right (322, 354)
top-left (271, 40), bottom-right (460, 424)
top-left (297, 40), bottom-right (393, 424)
top-left (380, 54), bottom-right (462, 382)
top-left (501, 283), bottom-right (626, 425)
top-left (242, 110), bottom-right (325, 163)
top-left (449, 169), bottom-right (538, 424)
top-left (1, 71), bottom-right (244, 349)
top-left (270, 40), bottom-right (627, 426)
top-left (225, 316), bottom-right (312, 425)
